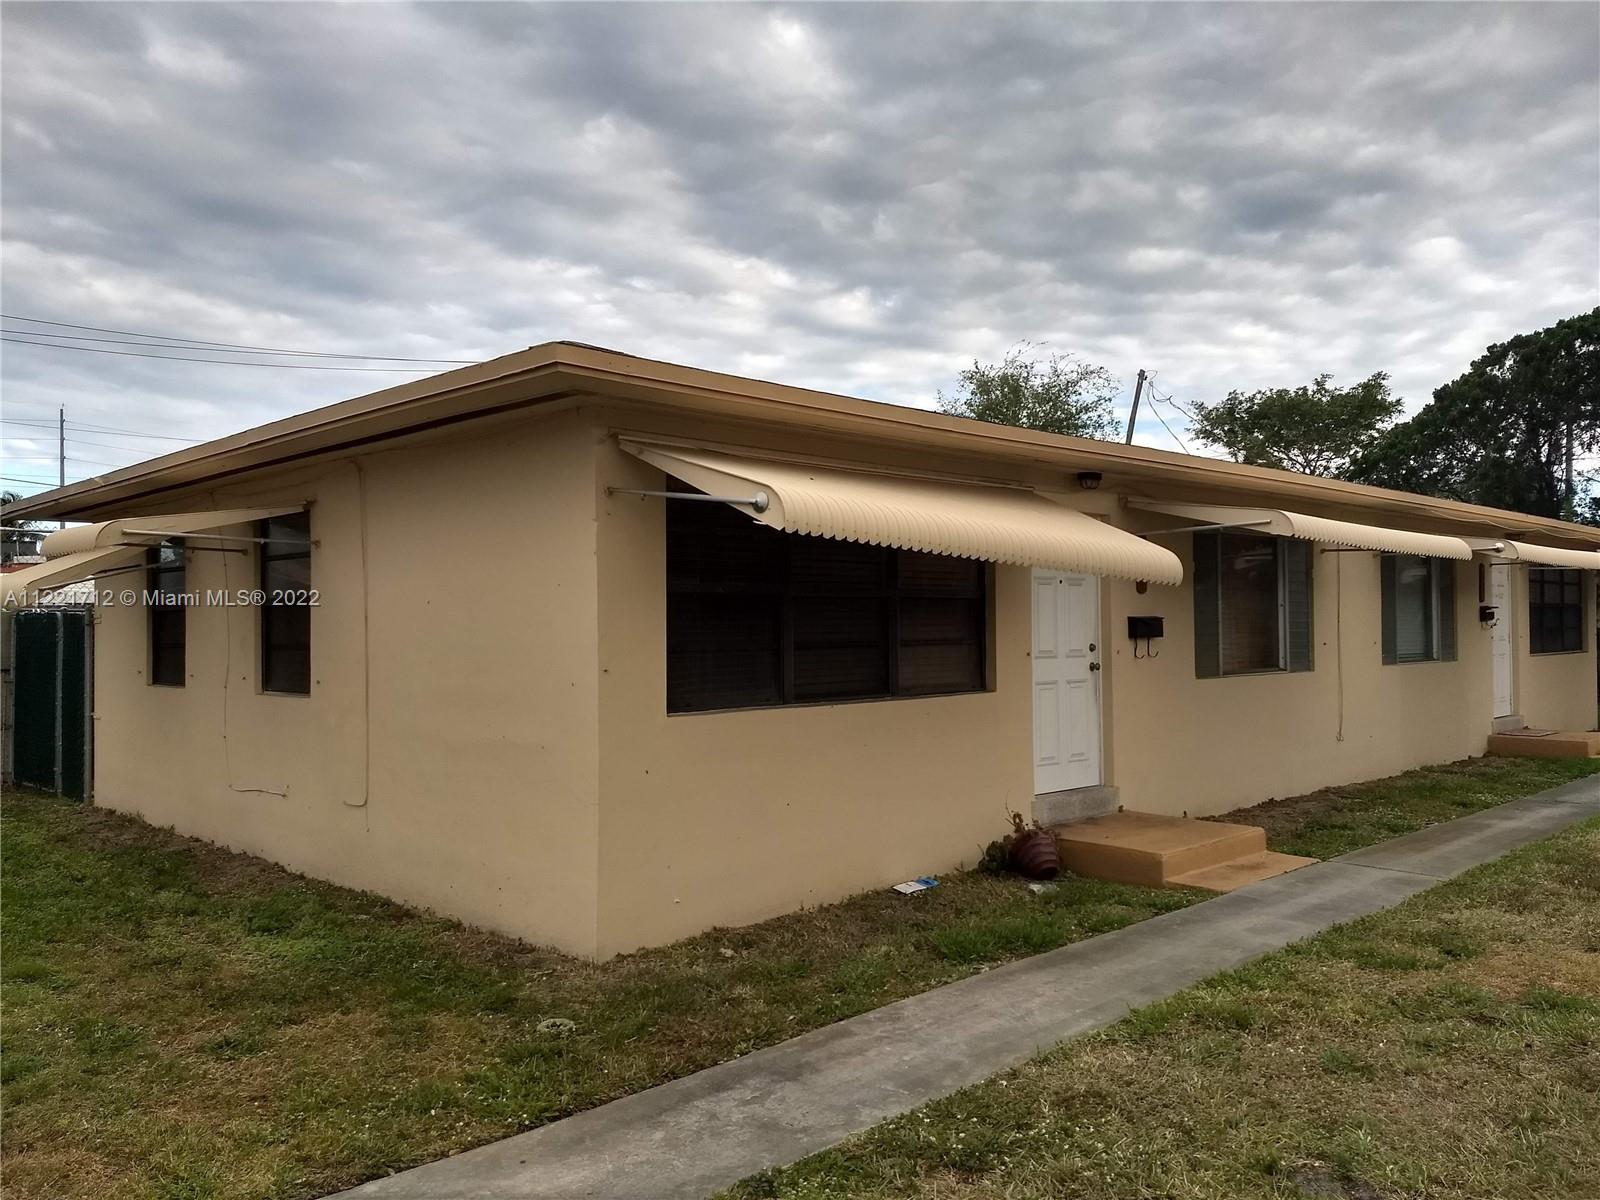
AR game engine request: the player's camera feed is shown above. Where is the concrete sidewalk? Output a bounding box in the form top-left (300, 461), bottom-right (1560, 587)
top-left (333, 775), bottom-right (1600, 1200)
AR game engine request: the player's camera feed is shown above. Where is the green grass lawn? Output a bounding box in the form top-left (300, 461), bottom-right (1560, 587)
top-left (0, 791), bottom-right (1194, 1200)
top-left (1222, 754), bottom-right (1600, 860)
top-left (726, 816), bottom-right (1600, 1200)
top-left (2, 754), bottom-right (1594, 1199)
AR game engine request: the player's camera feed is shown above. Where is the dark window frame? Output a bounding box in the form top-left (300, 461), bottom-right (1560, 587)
top-left (259, 513), bottom-right (312, 695)
top-left (147, 540), bottom-right (186, 687)
top-left (1192, 530), bottom-right (1313, 679)
top-left (1381, 553), bottom-right (1457, 665)
top-left (665, 490), bottom-right (989, 714)
top-left (1528, 567), bottom-right (1585, 655)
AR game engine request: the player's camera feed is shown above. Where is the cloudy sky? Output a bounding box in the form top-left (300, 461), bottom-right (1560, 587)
top-left (3, 2), bottom-right (1596, 495)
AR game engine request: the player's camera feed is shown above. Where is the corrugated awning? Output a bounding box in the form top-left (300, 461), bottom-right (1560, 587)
top-left (1128, 499), bottom-right (1473, 561)
top-left (2, 506), bottom-right (302, 609)
top-left (621, 442), bottom-right (1184, 584)
top-left (1466, 538), bottom-right (1600, 569)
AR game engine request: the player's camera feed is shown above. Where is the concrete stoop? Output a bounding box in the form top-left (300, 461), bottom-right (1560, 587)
top-left (1051, 810), bottom-right (1316, 893)
top-left (1487, 729), bottom-right (1600, 759)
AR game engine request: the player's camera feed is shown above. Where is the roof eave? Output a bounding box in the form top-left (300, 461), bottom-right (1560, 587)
top-left (6, 340), bottom-right (1598, 549)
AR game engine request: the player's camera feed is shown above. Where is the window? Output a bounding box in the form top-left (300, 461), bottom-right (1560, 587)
top-left (1529, 568), bottom-right (1584, 654)
top-left (665, 490), bottom-right (987, 713)
top-left (1380, 554), bottom-right (1456, 664)
top-left (147, 540), bottom-right (185, 687)
top-left (1193, 530), bottom-right (1313, 678)
top-left (260, 512), bottom-right (311, 694)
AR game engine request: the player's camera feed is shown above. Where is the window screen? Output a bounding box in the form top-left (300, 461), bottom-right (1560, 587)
top-left (259, 513), bottom-right (312, 694)
top-left (1193, 530), bottom-right (1311, 678)
top-left (147, 540), bottom-right (186, 687)
top-left (1381, 554), bottom-right (1456, 664)
top-left (1218, 531), bottom-right (1282, 674)
top-left (665, 488), bottom-right (987, 713)
top-left (1529, 568), bottom-right (1584, 654)
top-left (1393, 556), bottom-right (1435, 662)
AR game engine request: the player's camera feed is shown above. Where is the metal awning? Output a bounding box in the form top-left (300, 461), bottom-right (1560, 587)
top-left (1128, 499), bottom-right (1474, 561)
top-left (2, 506), bottom-right (302, 609)
top-left (620, 442), bottom-right (1184, 584)
top-left (1466, 538), bottom-right (1600, 569)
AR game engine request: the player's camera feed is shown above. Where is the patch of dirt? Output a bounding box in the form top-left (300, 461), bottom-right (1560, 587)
top-left (1283, 1160), bottom-right (1383, 1200)
top-left (1219, 787), bottom-right (1363, 840)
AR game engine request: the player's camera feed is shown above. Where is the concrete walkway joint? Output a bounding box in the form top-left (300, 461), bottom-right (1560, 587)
top-left (332, 774), bottom-right (1600, 1200)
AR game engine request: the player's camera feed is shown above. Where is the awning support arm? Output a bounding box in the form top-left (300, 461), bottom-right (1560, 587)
top-left (1138, 519), bottom-right (1273, 539)
top-left (606, 487), bottom-right (771, 514)
top-left (117, 528), bottom-right (313, 547)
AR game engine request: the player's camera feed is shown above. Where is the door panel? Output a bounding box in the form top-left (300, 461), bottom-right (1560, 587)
top-left (1489, 564), bottom-right (1513, 717)
top-left (1032, 571), bottom-right (1101, 793)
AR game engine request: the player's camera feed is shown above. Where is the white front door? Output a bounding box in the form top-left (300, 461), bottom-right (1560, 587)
top-left (1032, 570), bottom-right (1102, 794)
top-left (1489, 564), bottom-right (1514, 717)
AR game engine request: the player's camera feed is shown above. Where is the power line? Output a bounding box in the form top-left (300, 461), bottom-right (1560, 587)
top-left (1, 431), bottom-right (188, 456)
top-left (1149, 382), bottom-right (1198, 423)
top-left (3, 417), bottom-right (204, 443)
top-left (2, 336), bottom-right (445, 372)
top-left (1137, 375), bottom-right (1192, 454)
top-left (66, 435), bottom-right (182, 454)
top-left (2, 314), bottom-right (477, 364)
top-left (71, 427), bottom-right (203, 445)
top-left (1147, 399), bottom-right (1191, 454)
top-left (2, 326), bottom-right (477, 362)
top-left (5, 450), bottom-right (126, 469)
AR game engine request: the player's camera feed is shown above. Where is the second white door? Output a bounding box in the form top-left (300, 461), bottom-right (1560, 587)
top-left (1033, 570), bottom-right (1102, 794)
top-left (1490, 564), bottom-right (1513, 718)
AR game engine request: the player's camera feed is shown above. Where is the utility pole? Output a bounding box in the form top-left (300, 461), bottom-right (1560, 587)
top-left (1123, 369), bottom-right (1146, 445)
top-left (1564, 416), bottom-right (1575, 518)
top-left (57, 406), bottom-right (65, 529)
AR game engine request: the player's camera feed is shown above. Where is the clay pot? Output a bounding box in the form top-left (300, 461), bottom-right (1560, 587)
top-left (1009, 827), bottom-right (1061, 880)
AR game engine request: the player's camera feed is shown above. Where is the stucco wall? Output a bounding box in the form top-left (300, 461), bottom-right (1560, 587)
top-left (91, 409), bottom-right (605, 955)
top-left (1510, 566), bottom-right (1598, 732)
top-left (1101, 526), bottom-right (1494, 818)
top-left (82, 400), bottom-right (1599, 959)
top-left (591, 437), bottom-right (1034, 956)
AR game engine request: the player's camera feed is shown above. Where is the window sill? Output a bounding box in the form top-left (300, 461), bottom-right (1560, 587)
top-left (669, 686), bottom-right (991, 717)
top-left (1528, 648), bottom-right (1588, 657)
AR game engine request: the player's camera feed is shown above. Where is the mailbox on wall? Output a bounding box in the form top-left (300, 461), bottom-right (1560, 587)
top-left (1127, 615), bottom-right (1164, 660)
top-left (1127, 615), bottom-right (1164, 641)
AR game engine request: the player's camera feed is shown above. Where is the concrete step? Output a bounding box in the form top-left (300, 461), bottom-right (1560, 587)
top-left (1487, 729), bottom-right (1600, 759)
top-left (1168, 850), bottom-right (1318, 893)
top-left (1032, 785), bottom-right (1118, 827)
top-left (1051, 811), bottom-right (1266, 888)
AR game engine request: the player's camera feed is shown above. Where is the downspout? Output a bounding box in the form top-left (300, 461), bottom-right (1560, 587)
top-left (346, 459), bottom-right (371, 809)
top-left (1334, 552), bottom-right (1345, 743)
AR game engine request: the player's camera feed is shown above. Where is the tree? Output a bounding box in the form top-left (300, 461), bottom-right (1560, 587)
top-left (0, 490), bottom-right (46, 562)
top-left (1349, 309), bottom-right (1600, 520)
top-left (938, 344), bottom-right (1119, 440)
top-left (1186, 373), bottom-right (1402, 479)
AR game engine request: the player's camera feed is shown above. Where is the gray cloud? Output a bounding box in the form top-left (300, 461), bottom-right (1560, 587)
top-left (2, 1), bottom-right (1595, 491)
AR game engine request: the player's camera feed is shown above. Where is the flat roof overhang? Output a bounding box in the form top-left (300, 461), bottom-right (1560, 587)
top-left (7, 341), bottom-right (1600, 552)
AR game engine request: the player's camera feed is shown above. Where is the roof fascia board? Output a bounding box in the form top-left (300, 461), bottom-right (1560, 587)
top-left (5, 355), bottom-right (580, 520)
top-left (9, 340), bottom-right (1600, 549)
top-left (547, 350), bottom-right (1600, 547)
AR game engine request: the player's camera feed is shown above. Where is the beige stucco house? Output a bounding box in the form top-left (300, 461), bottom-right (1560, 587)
top-left (6, 343), bottom-right (1598, 957)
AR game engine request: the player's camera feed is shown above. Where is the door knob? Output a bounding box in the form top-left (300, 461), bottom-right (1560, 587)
top-left (1089, 662), bottom-right (1101, 672)
top-left (1088, 642), bottom-right (1097, 652)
